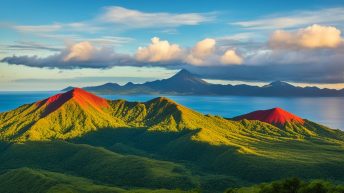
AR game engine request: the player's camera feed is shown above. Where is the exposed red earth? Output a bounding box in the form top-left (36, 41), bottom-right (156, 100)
top-left (234, 107), bottom-right (305, 125)
top-left (36, 88), bottom-right (109, 115)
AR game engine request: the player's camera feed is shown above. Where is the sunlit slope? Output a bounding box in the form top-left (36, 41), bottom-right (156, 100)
top-left (0, 141), bottom-right (196, 190)
top-left (0, 88), bottom-right (343, 155)
top-left (0, 167), bottom-right (193, 193)
top-left (0, 167), bottom-right (125, 193)
top-left (224, 177), bottom-right (344, 193)
top-left (109, 97), bottom-right (344, 158)
top-left (1, 89), bottom-right (344, 187)
top-left (0, 88), bottom-right (126, 141)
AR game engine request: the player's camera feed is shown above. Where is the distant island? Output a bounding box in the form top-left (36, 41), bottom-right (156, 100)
top-left (63, 69), bottom-right (344, 97)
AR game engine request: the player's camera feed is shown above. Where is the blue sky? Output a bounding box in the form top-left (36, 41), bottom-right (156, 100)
top-left (1, 0), bottom-right (344, 90)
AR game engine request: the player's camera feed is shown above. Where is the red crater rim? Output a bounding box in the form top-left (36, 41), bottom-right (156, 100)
top-left (234, 107), bottom-right (304, 125)
top-left (36, 88), bottom-right (109, 115)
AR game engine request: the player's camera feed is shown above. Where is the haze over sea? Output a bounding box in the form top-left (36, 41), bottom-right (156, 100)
top-left (1, 91), bottom-right (343, 131)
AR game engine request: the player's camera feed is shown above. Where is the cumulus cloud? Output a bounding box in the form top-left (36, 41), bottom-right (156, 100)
top-left (135, 37), bottom-right (243, 66)
top-left (3, 33), bottom-right (344, 84)
top-left (269, 24), bottom-right (343, 49)
top-left (220, 49), bottom-right (242, 64)
top-left (64, 42), bottom-right (94, 61)
top-left (135, 37), bottom-right (183, 62)
top-left (2, 37), bottom-right (244, 68)
top-left (186, 38), bottom-right (216, 65)
top-left (185, 38), bottom-right (243, 65)
top-left (1, 41), bottom-right (135, 69)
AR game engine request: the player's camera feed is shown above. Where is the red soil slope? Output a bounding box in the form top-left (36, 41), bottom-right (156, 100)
top-left (36, 88), bottom-right (109, 115)
top-left (234, 107), bottom-right (304, 125)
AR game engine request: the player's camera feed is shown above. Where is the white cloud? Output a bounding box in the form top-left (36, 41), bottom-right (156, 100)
top-left (13, 22), bottom-right (102, 34)
top-left (135, 37), bottom-right (183, 62)
top-left (64, 41), bottom-right (95, 61)
top-left (216, 33), bottom-right (257, 42)
top-left (99, 6), bottom-right (214, 28)
top-left (0, 41), bottom-right (136, 69)
top-left (186, 38), bottom-right (216, 65)
top-left (4, 41), bottom-right (62, 52)
top-left (73, 36), bottom-right (134, 47)
top-left (185, 38), bottom-right (244, 65)
top-left (14, 24), bottom-right (62, 32)
top-left (220, 49), bottom-right (242, 64)
top-left (269, 24), bottom-right (343, 49)
top-left (231, 7), bottom-right (344, 30)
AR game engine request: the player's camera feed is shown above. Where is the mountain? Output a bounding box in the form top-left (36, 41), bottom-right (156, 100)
top-left (1, 89), bottom-right (344, 192)
top-left (62, 69), bottom-right (344, 97)
top-left (233, 107), bottom-right (304, 125)
top-left (263, 80), bottom-right (295, 88)
top-left (144, 69), bottom-right (209, 94)
top-left (0, 88), bottom-right (126, 141)
top-left (3, 88), bottom-right (341, 142)
top-left (233, 107), bottom-right (344, 139)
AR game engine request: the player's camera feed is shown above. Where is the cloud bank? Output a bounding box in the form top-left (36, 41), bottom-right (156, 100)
top-left (2, 41), bottom-right (135, 69)
top-left (2, 24), bottom-right (344, 83)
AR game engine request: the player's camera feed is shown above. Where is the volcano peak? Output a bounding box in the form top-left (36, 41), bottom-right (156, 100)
top-left (37, 88), bottom-right (109, 116)
top-left (234, 107), bottom-right (304, 125)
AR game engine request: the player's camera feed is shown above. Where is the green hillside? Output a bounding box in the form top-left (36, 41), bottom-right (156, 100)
top-left (224, 177), bottom-right (344, 193)
top-left (0, 88), bottom-right (344, 192)
top-left (0, 167), bottom-right (194, 193)
top-left (0, 141), bottom-right (197, 190)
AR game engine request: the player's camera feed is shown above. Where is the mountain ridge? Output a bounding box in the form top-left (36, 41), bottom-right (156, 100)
top-left (1, 88), bottom-right (343, 144)
top-left (1, 89), bottom-right (344, 192)
top-left (62, 69), bottom-right (344, 97)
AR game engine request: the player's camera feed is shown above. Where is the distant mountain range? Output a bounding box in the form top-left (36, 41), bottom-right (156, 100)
top-left (1, 88), bottom-right (344, 192)
top-left (63, 69), bottom-right (344, 97)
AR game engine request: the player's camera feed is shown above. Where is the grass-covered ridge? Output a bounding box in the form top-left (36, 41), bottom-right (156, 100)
top-left (225, 177), bottom-right (344, 193)
top-left (1, 89), bottom-right (343, 163)
top-left (0, 141), bottom-right (197, 190)
top-left (0, 167), bottom-right (194, 193)
top-left (0, 89), bottom-right (344, 192)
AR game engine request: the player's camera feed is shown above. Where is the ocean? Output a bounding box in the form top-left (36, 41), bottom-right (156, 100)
top-left (1, 91), bottom-right (343, 130)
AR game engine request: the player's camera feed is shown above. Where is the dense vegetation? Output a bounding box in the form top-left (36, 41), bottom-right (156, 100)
top-left (225, 178), bottom-right (344, 193)
top-left (0, 141), bottom-right (197, 190)
top-left (0, 89), bottom-right (343, 192)
top-left (0, 167), bottom-right (195, 193)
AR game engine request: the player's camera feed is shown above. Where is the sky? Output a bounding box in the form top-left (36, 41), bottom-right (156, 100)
top-left (1, 0), bottom-right (344, 91)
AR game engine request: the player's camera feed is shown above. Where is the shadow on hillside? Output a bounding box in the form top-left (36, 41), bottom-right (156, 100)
top-left (70, 127), bottom-right (208, 161)
top-left (68, 127), bottom-right (344, 184)
top-left (0, 139), bottom-right (201, 191)
top-left (1, 129), bottom-right (344, 192)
